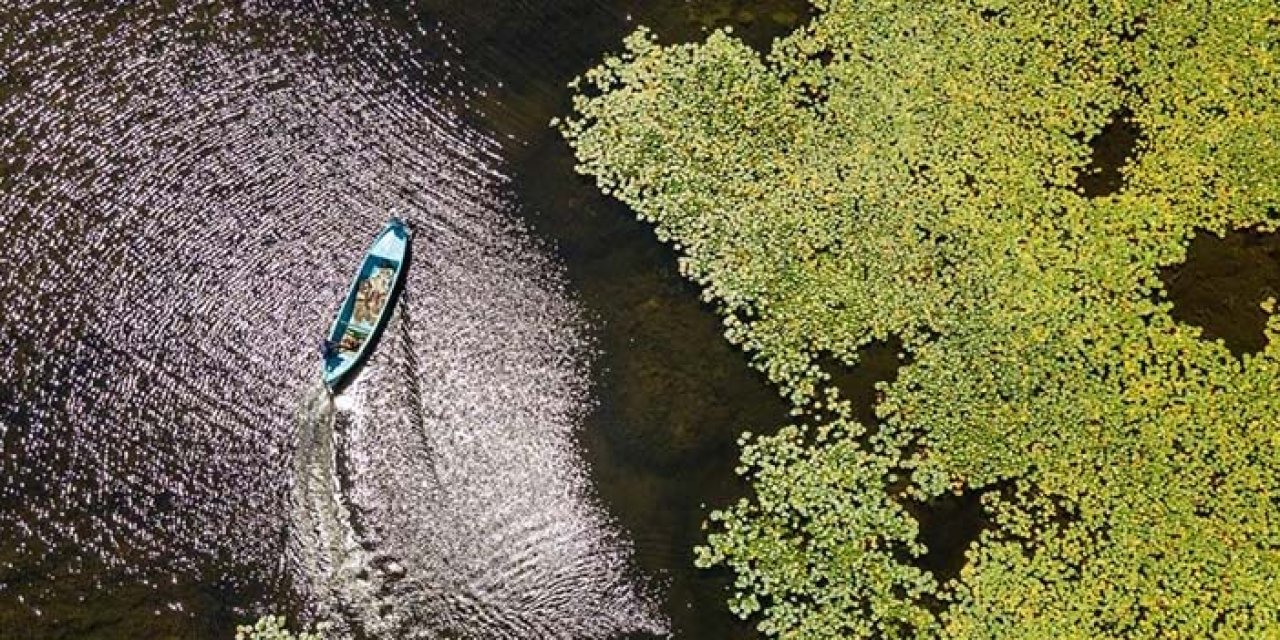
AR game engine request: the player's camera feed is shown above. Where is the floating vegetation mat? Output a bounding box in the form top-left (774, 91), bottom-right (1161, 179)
top-left (564, 0), bottom-right (1280, 636)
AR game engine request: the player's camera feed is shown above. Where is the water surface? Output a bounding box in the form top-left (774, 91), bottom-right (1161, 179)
top-left (0, 2), bottom-right (679, 637)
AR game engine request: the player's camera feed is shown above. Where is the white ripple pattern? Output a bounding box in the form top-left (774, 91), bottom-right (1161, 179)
top-left (0, 1), bottom-right (663, 637)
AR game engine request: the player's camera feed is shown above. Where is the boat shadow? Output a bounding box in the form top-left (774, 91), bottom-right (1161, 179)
top-left (390, 260), bottom-right (445, 491)
top-left (331, 234), bottom-right (442, 480)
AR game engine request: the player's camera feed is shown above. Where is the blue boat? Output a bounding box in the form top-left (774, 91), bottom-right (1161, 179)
top-left (322, 218), bottom-right (412, 391)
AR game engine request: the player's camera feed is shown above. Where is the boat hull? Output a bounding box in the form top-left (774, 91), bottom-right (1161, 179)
top-left (322, 218), bottom-right (412, 391)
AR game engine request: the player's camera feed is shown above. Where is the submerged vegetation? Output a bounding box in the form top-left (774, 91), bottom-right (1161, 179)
top-left (563, 0), bottom-right (1280, 637)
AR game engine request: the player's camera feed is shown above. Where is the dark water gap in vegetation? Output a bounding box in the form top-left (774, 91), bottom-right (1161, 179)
top-left (911, 489), bottom-right (989, 584)
top-left (818, 339), bottom-right (993, 588)
top-left (1076, 108), bottom-right (1142, 198)
top-left (891, 484), bottom-right (996, 591)
top-left (816, 338), bottom-right (907, 428)
top-left (1161, 227), bottom-right (1280, 356)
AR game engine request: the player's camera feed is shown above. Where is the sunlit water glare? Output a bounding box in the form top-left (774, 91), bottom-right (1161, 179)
top-left (0, 2), bottom-right (664, 637)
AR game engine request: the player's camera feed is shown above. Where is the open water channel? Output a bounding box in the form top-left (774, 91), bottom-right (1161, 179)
top-left (0, 2), bottom-right (810, 638)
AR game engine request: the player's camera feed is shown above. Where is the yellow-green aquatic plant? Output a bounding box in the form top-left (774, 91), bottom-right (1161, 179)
top-left (563, 0), bottom-right (1280, 637)
top-left (235, 614), bottom-right (328, 640)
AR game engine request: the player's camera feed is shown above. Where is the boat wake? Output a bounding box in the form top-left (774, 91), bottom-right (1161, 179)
top-left (288, 276), bottom-right (666, 640)
top-left (288, 384), bottom-right (382, 636)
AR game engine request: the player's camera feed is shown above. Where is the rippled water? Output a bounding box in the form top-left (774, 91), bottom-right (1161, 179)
top-left (290, 226), bottom-right (663, 638)
top-left (1, 2), bottom-right (664, 637)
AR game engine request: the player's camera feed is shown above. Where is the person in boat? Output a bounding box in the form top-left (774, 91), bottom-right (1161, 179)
top-left (321, 339), bottom-right (338, 360)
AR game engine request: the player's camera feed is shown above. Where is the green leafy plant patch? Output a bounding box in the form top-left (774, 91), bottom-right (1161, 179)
top-left (562, 0), bottom-right (1280, 637)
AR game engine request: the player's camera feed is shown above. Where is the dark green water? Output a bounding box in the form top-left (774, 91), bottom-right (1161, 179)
top-left (442, 3), bottom-right (807, 637)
